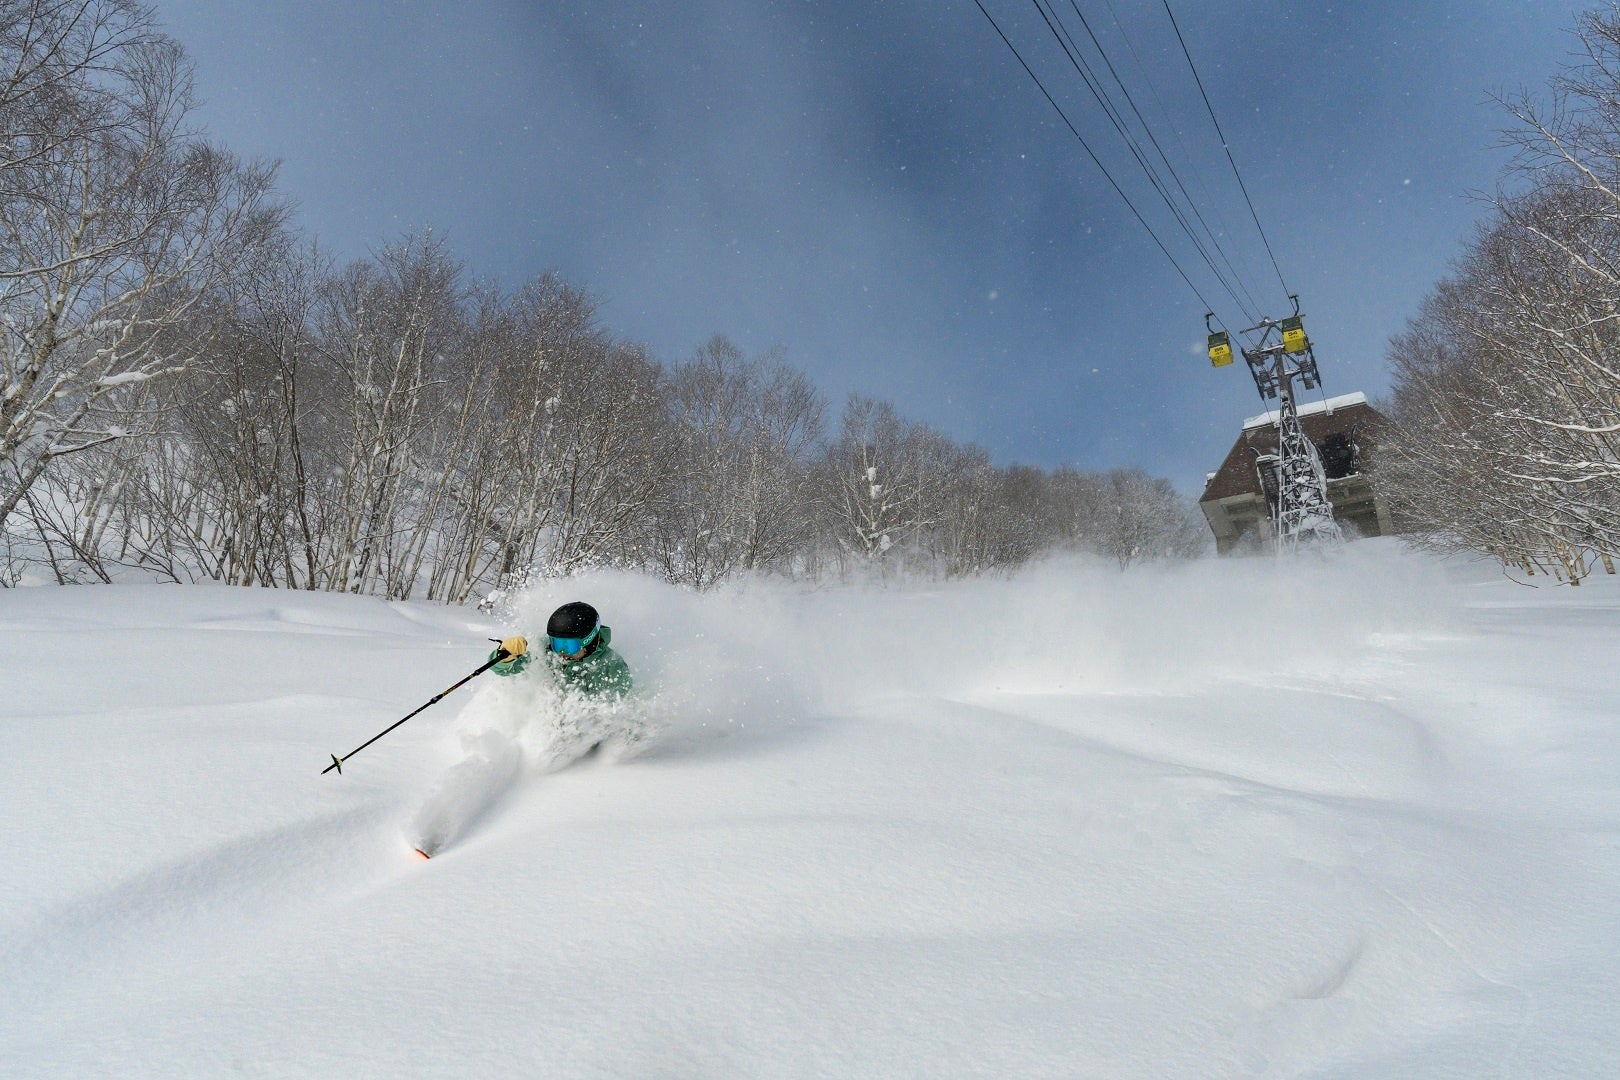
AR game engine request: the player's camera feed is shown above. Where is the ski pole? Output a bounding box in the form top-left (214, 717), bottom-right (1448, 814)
top-left (323, 642), bottom-right (510, 775)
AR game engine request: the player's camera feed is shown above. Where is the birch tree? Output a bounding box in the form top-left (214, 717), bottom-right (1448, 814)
top-left (463, 273), bottom-right (666, 592)
top-left (654, 336), bottom-right (824, 588)
top-left (1373, 7), bottom-right (1620, 577)
top-left (0, 0), bottom-right (283, 533)
top-left (822, 395), bottom-right (944, 572)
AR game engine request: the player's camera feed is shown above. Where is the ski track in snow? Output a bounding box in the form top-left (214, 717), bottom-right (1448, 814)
top-left (4, 805), bottom-right (387, 1018)
top-left (1, 548), bottom-right (1618, 1077)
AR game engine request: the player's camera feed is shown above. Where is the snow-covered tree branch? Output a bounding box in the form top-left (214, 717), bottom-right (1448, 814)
top-left (0, 0), bottom-right (284, 532)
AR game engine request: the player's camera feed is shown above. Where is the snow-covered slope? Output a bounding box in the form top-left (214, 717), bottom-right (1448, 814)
top-left (2, 543), bottom-right (1616, 1077)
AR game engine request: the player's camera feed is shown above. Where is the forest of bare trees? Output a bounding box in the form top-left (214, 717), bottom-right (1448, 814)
top-left (1377, 6), bottom-right (1620, 583)
top-left (0, 0), bottom-right (1208, 597)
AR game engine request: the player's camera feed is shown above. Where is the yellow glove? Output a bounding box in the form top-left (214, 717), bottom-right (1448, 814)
top-left (498, 635), bottom-right (528, 659)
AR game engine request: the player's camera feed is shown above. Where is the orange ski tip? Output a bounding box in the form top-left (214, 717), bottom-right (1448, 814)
top-left (413, 847), bottom-right (431, 860)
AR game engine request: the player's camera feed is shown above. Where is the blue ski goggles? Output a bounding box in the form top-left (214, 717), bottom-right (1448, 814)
top-left (549, 625), bottom-right (600, 656)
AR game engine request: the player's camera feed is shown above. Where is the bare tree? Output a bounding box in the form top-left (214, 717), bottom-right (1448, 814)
top-left (1379, 190), bottom-right (1620, 575)
top-left (1087, 469), bottom-right (1207, 568)
top-left (820, 395), bottom-right (945, 574)
top-left (456, 273), bottom-right (667, 595)
top-left (653, 336), bottom-right (824, 588)
top-left (1372, 7), bottom-right (1620, 579)
top-left (0, 1), bottom-right (284, 533)
top-left (310, 234), bottom-right (466, 596)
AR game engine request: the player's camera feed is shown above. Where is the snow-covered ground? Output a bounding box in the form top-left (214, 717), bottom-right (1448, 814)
top-left (2, 542), bottom-right (1616, 1078)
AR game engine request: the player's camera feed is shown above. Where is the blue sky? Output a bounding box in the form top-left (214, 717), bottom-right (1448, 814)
top-left (155, 1), bottom-right (1592, 492)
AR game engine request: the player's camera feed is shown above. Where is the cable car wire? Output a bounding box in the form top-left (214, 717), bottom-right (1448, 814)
top-left (972, 3), bottom-right (1221, 316)
top-left (1101, 0), bottom-right (1243, 256)
top-left (972, 0), bottom-right (1226, 321)
top-left (1161, 0), bottom-right (1293, 301)
top-left (1030, 0), bottom-right (1260, 323)
top-left (1053, 0), bottom-right (1265, 321)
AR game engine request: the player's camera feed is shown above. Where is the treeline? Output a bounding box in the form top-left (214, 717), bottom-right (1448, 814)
top-left (0, 1), bottom-right (1206, 597)
top-left (1378, 6), bottom-right (1620, 582)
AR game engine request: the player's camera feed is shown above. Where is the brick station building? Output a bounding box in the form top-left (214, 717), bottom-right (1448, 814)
top-left (1199, 392), bottom-right (1394, 554)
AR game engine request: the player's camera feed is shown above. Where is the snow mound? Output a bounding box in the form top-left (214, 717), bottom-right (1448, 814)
top-left (2, 544), bottom-right (1616, 1077)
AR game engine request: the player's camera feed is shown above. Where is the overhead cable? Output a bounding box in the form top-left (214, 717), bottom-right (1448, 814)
top-left (973, 0), bottom-right (1225, 322)
top-left (1058, 0), bottom-right (1265, 320)
top-left (1100, 0), bottom-right (1233, 231)
top-left (1161, 0), bottom-right (1293, 301)
top-left (1032, 0), bottom-right (1262, 323)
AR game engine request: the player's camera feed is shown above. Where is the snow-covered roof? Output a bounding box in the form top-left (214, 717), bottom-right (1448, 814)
top-left (1242, 391), bottom-right (1368, 430)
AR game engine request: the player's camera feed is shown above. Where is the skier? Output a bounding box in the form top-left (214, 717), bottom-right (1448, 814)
top-left (489, 600), bottom-right (633, 699)
top-left (406, 602), bottom-right (633, 860)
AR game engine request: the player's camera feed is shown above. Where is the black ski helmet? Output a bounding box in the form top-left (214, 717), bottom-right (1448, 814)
top-left (547, 601), bottom-right (599, 639)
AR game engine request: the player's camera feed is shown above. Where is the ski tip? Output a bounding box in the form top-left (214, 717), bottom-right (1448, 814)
top-left (412, 846), bottom-right (432, 861)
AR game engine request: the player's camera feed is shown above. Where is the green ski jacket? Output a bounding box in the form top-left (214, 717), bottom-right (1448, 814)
top-left (489, 625), bottom-right (633, 699)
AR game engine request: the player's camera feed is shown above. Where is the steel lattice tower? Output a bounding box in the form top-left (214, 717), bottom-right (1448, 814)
top-left (1210, 299), bottom-right (1342, 551)
top-left (1269, 383), bottom-right (1341, 548)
